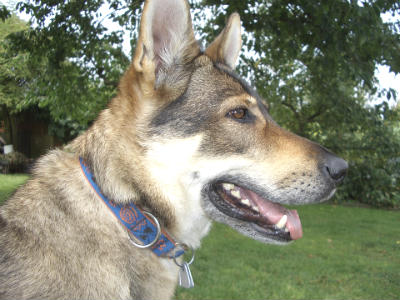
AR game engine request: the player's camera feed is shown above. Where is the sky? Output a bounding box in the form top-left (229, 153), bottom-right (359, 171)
top-left (375, 65), bottom-right (399, 105)
top-left (375, 11), bottom-right (400, 106)
top-left (2, 0), bottom-right (399, 106)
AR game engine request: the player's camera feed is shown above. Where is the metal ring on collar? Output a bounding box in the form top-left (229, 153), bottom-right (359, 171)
top-left (173, 244), bottom-right (195, 267)
top-left (128, 211), bottom-right (161, 249)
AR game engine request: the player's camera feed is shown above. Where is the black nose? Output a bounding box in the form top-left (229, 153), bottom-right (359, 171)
top-left (322, 152), bottom-right (348, 183)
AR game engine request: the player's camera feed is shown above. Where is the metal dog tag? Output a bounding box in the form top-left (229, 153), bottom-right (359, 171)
top-left (178, 262), bottom-right (194, 288)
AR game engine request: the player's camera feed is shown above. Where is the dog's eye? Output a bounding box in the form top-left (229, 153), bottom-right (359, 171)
top-left (228, 108), bottom-right (247, 120)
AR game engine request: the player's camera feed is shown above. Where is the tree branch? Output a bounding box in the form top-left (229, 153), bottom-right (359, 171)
top-left (307, 105), bottom-right (327, 122)
top-left (281, 101), bottom-right (299, 116)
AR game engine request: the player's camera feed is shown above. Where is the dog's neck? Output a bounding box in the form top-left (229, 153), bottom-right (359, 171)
top-left (68, 114), bottom-right (212, 249)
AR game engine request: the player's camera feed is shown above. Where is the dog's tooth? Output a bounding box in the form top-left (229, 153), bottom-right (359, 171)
top-left (222, 183), bottom-right (235, 191)
top-left (241, 199), bottom-right (251, 207)
top-left (275, 215), bottom-right (288, 229)
top-left (231, 190), bottom-right (241, 199)
top-left (252, 206), bottom-right (259, 213)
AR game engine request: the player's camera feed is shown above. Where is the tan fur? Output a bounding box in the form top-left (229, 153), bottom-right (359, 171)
top-left (205, 13), bottom-right (242, 68)
top-left (0, 151), bottom-right (179, 299)
top-left (0, 0), bottom-right (347, 299)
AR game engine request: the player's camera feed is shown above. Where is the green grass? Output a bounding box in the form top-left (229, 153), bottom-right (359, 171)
top-left (0, 174), bottom-right (29, 203)
top-left (175, 204), bottom-right (399, 300)
top-left (1, 175), bottom-right (399, 299)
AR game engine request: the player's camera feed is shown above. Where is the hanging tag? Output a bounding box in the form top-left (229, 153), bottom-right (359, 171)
top-left (174, 244), bottom-right (195, 289)
top-left (178, 262), bottom-right (194, 288)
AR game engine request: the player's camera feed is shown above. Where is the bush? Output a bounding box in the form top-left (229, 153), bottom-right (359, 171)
top-left (312, 101), bottom-right (400, 209)
top-left (0, 151), bottom-right (30, 174)
top-left (334, 159), bottom-right (400, 209)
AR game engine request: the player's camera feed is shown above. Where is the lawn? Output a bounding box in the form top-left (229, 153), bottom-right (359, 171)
top-left (0, 175), bottom-right (399, 299)
top-left (0, 174), bottom-right (29, 203)
top-left (176, 204), bottom-right (400, 300)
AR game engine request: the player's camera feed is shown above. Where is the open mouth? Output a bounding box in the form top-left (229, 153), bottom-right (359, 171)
top-left (212, 182), bottom-right (303, 242)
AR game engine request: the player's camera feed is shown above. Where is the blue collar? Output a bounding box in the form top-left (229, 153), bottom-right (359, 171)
top-left (79, 157), bottom-right (184, 258)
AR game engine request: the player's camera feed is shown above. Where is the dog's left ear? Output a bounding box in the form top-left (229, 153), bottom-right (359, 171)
top-left (133, 0), bottom-right (200, 86)
top-left (205, 13), bottom-right (242, 69)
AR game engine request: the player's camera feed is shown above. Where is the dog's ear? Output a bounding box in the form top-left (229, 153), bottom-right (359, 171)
top-left (133, 0), bottom-right (200, 86)
top-left (205, 13), bottom-right (241, 69)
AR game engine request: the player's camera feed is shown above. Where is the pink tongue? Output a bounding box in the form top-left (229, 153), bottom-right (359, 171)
top-left (246, 190), bottom-right (303, 240)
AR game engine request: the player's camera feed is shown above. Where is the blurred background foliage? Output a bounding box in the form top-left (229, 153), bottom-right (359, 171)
top-left (0, 0), bottom-right (399, 208)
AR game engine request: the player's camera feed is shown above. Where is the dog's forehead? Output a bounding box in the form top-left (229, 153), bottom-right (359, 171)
top-left (189, 59), bottom-right (247, 98)
top-left (213, 63), bottom-right (259, 99)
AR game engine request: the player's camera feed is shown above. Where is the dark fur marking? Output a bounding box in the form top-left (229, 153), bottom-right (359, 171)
top-left (213, 63), bottom-right (272, 121)
top-left (130, 280), bottom-right (143, 299)
top-left (151, 59), bottom-right (265, 138)
top-left (150, 73), bottom-right (245, 136)
top-left (0, 215), bottom-right (6, 228)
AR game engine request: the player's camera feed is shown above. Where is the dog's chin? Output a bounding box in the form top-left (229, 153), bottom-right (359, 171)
top-left (201, 177), bottom-right (336, 245)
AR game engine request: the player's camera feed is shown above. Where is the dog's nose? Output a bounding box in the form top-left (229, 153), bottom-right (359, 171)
top-left (322, 152), bottom-right (348, 184)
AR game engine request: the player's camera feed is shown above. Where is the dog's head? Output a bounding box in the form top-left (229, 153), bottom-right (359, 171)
top-left (100, 0), bottom-right (348, 247)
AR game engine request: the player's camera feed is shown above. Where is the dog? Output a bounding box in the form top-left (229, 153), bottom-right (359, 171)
top-left (0, 0), bottom-right (348, 299)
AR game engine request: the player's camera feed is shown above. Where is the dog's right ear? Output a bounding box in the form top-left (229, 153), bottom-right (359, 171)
top-left (205, 13), bottom-right (241, 69)
top-left (132, 0), bottom-right (200, 87)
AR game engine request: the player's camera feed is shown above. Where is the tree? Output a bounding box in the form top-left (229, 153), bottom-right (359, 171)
top-left (2, 0), bottom-right (400, 207)
top-left (1, 1), bottom-right (132, 131)
top-left (0, 14), bottom-right (31, 144)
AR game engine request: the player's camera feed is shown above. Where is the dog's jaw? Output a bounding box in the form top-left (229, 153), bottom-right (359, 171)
top-left (193, 159), bottom-right (338, 245)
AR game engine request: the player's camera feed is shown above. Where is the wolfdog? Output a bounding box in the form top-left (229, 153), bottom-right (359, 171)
top-left (0, 0), bottom-right (348, 299)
